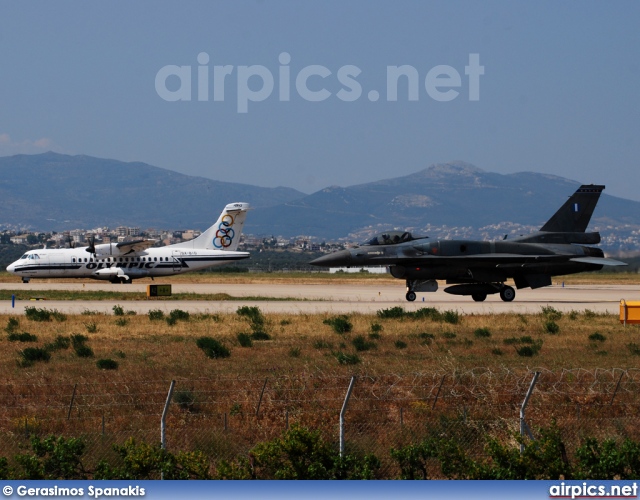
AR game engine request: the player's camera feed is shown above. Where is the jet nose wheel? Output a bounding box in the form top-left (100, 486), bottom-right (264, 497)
top-left (499, 286), bottom-right (516, 302)
top-left (406, 291), bottom-right (417, 302)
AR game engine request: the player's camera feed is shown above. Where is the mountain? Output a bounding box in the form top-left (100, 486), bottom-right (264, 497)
top-left (0, 152), bottom-right (304, 230)
top-left (247, 162), bottom-right (640, 245)
top-left (1, 154), bottom-right (639, 252)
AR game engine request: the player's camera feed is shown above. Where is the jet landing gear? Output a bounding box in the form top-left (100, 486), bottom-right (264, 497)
top-left (405, 280), bottom-right (438, 302)
top-left (499, 285), bottom-right (515, 302)
top-left (406, 291), bottom-right (417, 302)
top-left (22, 277), bottom-right (30, 284)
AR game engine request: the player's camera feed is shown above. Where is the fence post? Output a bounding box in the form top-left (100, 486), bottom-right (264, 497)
top-left (520, 371), bottom-right (540, 454)
top-left (432, 375), bottom-right (446, 410)
top-left (67, 384), bottom-right (77, 420)
top-left (161, 380), bottom-right (176, 449)
top-left (339, 376), bottom-right (356, 457)
top-left (610, 371), bottom-right (625, 406)
top-left (256, 378), bottom-right (268, 417)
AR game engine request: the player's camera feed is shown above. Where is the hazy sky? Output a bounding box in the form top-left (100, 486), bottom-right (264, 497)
top-left (1, 1), bottom-right (639, 200)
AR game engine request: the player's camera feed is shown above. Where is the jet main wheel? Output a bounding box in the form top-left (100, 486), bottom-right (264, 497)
top-left (472, 293), bottom-right (487, 302)
top-left (499, 286), bottom-right (516, 302)
top-left (406, 291), bottom-right (417, 302)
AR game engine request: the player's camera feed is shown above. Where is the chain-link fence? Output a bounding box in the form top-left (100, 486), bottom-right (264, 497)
top-left (1, 368), bottom-right (639, 478)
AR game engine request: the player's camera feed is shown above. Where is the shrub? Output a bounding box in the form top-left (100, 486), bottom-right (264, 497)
top-left (288, 347), bottom-right (301, 358)
top-left (352, 335), bottom-right (375, 352)
top-left (70, 334), bottom-right (89, 347)
top-left (627, 343), bottom-right (640, 356)
top-left (47, 335), bottom-right (70, 351)
top-left (75, 345), bottom-right (94, 358)
top-left (112, 305), bottom-right (125, 316)
top-left (148, 310), bottom-right (165, 321)
top-left (588, 332), bottom-right (606, 342)
top-left (115, 317), bottom-right (129, 327)
top-left (8, 332), bottom-right (37, 342)
top-left (216, 425), bottom-right (379, 479)
top-left (376, 306), bottom-right (406, 319)
top-left (323, 316), bottom-right (353, 334)
top-left (236, 306), bottom-right (265, 326)
top-left (544, 320), bottom-right (560, 334)
top-left (333, 351), bottom-right (360, 365)
top-left (169, 309), bottom-right (190, 322)
top-left (237, 333), bottom-right (253, 348)
top-left (442, 332), bottom-right (456, 339)
top-left (174, 390), bottom-right (196, 411)
top-left (541, 306), bottom-right (562, 321)
top-left (313, 340), bottom-right (333, 349)
top-left (250, 331), bottom-right (271, 341)
top-left (25, 307), bottom-right (66, 322)
top-left (368, 332), bottom-right (381, 340)
top-left (491, 348), bottom-right (503, 355)
top-left (20, 347), bottom-right (51, 366)
top-left (96, 359), bottom-right (118, 370)
top-left (196, 337), bottom-right (230, 359)
top-left (5, 317), bottom-right (19, 333)
top-left (515, 340), bottom-right (543, 357)
top-left (474, 328), bottom-right (491, 338)
top-left (14, 435), bottom-right (88, 479)
top-left (412, 307), bottom-right (443, 320)
top-left (84, 322), bottom-right (97, 333)
top-left (395, 340), bottom-right (408, 349)
top-left (370, 322), bottom-right (383, 334)
top-left (442, 310), bottom-right (460, 325)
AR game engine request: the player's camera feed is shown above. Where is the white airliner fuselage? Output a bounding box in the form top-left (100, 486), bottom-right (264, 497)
top-left (6, 202), bottom-right (250, 283)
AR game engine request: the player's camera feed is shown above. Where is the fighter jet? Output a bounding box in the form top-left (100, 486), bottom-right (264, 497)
top-left (309, 185), bottom-right (626, 302)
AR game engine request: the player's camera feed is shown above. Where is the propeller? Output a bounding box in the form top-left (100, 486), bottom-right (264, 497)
top-left (85, 234), bottom-right (96, 255)
top-left (65, 233), bottom-right (75, 249)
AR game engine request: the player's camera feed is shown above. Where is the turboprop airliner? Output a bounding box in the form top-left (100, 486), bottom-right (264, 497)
top-left (6, 202), bottom-right (250, 283)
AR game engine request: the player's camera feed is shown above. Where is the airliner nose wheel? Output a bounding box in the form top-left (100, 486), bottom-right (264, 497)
top-left (499, 286), bottom-right (516, 302)
top-left (22, 277), bottom-right (30, 284)
top-left (406, 291), bottom-right (417, 302)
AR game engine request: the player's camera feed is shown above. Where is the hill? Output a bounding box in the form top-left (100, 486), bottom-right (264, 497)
top-left (0, 152), bottom-right (304, 231)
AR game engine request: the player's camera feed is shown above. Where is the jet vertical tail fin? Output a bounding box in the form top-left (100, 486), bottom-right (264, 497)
top-left (540, 185), bottom-right (604, 233)
top-left (173, 202), bottom-right (250, 251)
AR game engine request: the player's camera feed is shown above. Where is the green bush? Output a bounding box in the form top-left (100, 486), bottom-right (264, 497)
top-left (20, 347), bottom-right (51, 366)
top-left (370, 322), bottom-right (383, 334)
top-left (46, 335), bottom-right (70, 351)
top-left (24, 307), bottom-right (66, 322)
top-left (174, 390), bottom-right (197, 411)
top-left (75, 345), bottom-right (94, 358)
top-left (71, 334), bottom-right (89, 347)
top-left (376, 306), bottom-right (406, 319)
top-left (442, 310), bottom-right (460, 325)
top-left (627, 343), bottom-right (640, 356)
top-left (288, 347), bottom-right (301, 358)
top-left (352, 335), bottom-right (376, 352)
top-left (112, 305), bottom-right (125, 316)
top-left (8, 332), bottom-right (37, 342)
top-left (544, 320), bottom-right (560, 334)
top-left (84, 322), bottom-right (98, 333)
top-left (169, 309), bottom-right (190, 322)
top-left (313, 340), bottom-right (333, 349)
top-left (333, 351), bottom-right (360, 365)
top-left (196, 336), bottom-right (230, 359)
top-left (541, 306), bottom-right (563, 321)
top-left (5, 317), bottom-right (19, 333)
top-left (216, 425), bottom-right (379, 479)
top-left (250, 331), bottom-right (271, 341)
top-left (394, 340), bottom-right (408, 349)
top-left (491, 348), bottom-right (503, 355)
top-left (323, 316), bottom-right (353, 334)
top-left (148, 310), bottom-right (165, 321)
top-left (14, 436), bottom-right (88, 479)
top-left (237, 333), bottom-right (253, 348)
top-left (115, 317), bottom-right (129, 327)
top-left (96, 359), bottom-right (118, 370)
top-left (474, 328), bottom-right (491, 338)
top-left (588, 332), bottom-right (606, 342)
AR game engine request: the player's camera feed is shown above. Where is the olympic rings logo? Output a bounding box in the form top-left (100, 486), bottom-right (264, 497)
top-left (213, 214), bottom-right (235, 248)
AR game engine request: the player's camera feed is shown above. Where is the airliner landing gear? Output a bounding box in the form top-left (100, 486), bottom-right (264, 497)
top-left (499, 285), bottom-right (516, 302)
top-left (406, 291), bottom-right (417, 302)
top-left (22, 277), bottom-right (30, 284)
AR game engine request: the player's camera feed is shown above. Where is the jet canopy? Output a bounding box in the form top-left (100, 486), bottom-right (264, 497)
top-left (362, 231), bottom-right (425, 246)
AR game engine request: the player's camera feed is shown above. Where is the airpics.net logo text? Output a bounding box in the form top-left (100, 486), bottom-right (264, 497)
top-left (155, 52), bottom-right (484, 113)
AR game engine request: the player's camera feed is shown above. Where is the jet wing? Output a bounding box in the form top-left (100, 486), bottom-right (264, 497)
top-left (115, 239), bottom-right (157, 254)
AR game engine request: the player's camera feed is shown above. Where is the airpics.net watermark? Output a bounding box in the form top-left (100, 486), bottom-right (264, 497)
top-left (155, 52), bottom-right (484, 113)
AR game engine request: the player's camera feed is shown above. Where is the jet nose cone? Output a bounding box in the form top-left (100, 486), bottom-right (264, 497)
top-left (6, 263), bottom-right (15, 273)
top-left (309, 250), bottom-right (351, 267)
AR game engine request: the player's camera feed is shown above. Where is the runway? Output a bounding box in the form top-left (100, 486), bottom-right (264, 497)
top-left (0, 282), bottom-right (636, 315)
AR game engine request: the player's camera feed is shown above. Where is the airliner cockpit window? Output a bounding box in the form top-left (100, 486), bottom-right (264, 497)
top-left (20, 254), bottom-right (28, 259)
top-left (363, 231), bottom-right (416, 246)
